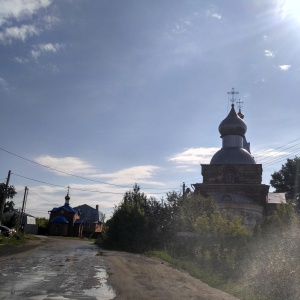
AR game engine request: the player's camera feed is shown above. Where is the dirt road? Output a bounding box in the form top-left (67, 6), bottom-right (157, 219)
top-left (0, 237), bottom-right (239, 300)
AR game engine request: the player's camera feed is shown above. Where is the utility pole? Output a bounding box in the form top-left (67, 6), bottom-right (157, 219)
top-left (182, 182), bottom-right (186, 201)
top-left (0, 170), bottom-right (11, 224)
top-left (19, 186), bottom-right (28, 232)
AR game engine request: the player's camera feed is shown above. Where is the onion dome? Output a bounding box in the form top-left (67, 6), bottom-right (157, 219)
top-left (210, 147), bottom-right (255, 164)
top-left (237, 108), bottom-right (244, 119)
top-left (64, 192), bottom-right (70, 206)
top-left (50, 216), bottom-right (69, 224)
top-left (219, 104), bottom-right (247, 137)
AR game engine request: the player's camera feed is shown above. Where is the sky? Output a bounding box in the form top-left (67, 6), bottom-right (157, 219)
top-left (0, 0), bottom-right (299, 220)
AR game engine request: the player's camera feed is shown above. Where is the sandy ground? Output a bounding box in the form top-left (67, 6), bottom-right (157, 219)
top-left (0, 237), bottom-right (239, 300)
top-left (104, 250), bottom-right (239, 300)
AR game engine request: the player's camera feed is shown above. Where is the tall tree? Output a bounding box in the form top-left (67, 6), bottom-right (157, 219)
top-left (270, 157), bottom-right (300, 209)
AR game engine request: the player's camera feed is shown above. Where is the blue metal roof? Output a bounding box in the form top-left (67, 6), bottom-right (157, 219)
top-left (49, 203), bottom-right (79, 214)
top-left (50, 216), bottom-right (69, 224)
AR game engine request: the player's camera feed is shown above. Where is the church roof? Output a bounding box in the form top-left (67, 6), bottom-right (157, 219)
top-left (73, 204), bottom-right (102, 223)
top-left (50, 216), bottom-right (69, 224)
top-left (219, 104), bottom-right (247, 137)
top-left (210, 147), bottom-right (255, 164)
top-left (49, 204), bottom-right (78, 214)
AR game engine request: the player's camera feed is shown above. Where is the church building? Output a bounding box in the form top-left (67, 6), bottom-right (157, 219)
top-left (192, 89), bottom-right (271, 228)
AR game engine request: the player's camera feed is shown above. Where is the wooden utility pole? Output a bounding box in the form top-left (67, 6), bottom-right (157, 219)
top-left (0, 170), bottom-right (11, 224)
top-left (19, 186), bottom-right (28, 231)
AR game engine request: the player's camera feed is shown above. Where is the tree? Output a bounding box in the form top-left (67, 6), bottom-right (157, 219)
top-left (105, 184), bottom-right (155, 252)
top-left (3, 200), bottom-right (16, 213)
top-left (270, 157), bottom-right (300, 209)
top-left (0, 183), bottom-right (17, 222)
top-left (0, 183), bottom-right (17, 202)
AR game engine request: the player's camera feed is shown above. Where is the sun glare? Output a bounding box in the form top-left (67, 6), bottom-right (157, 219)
top-left (277, 0), bottom-right (300, 23)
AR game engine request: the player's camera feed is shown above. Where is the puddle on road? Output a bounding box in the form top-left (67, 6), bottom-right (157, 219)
top-left (83, 267), bottom-right (116, 300)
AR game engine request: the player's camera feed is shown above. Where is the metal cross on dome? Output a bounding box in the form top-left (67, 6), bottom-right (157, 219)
top-left (227, 87), bottom-right (239, 104)
top-left (236, 98), bottom-right (244, 109)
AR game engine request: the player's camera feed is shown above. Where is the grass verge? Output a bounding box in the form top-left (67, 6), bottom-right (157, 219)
top-left (147, 250), bottom-right (264, 300)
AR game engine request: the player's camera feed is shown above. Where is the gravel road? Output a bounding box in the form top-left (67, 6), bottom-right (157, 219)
top-left (0, 237), bottom-right (239, 300)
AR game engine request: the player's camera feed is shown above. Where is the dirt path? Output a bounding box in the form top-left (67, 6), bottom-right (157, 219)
top-left (104, 250), bottom-right (239, 300)
top-left (0, 237), bottom-right (239, 300)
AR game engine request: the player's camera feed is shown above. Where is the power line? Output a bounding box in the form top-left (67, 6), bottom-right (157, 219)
top-left (256, 144), bottom-right (300, 163)
top-left (28, 188), bottom-right (60, 207)
top-left (0, 146), bottom-right (178, 191)
top-left (11, 172), bottom-right (168, 195)
top-left (0, 147), bottom-right (134, 188)
top-left (252, 137), bottom-right (300, 155)
top-left (256, 147), bottom-right (299, 167)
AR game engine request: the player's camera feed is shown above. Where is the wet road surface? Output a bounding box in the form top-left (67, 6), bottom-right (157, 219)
top-left (0, 237), bottom-right (116, 300)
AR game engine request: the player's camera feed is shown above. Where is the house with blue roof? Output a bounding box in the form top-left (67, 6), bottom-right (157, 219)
top-left (48, 191), bottom-right (80, 236)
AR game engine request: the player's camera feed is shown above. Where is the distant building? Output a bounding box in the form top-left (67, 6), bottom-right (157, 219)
top-left (73, 204), bottom-right (104, 238)
top-left (48, 190), bottom-right (104, 237)
top-left (4, 211), bottom-right (38, 234)
top-left (192, 89), bottom-right (285, 228)
top-left (48, 191), bottom-right (80, 236)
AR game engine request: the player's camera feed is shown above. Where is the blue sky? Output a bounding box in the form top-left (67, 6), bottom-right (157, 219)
top-left (0, 0), bottom-right (299, 220)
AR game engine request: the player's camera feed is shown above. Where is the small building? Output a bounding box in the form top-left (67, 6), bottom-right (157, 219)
top-left (73, 204), bottom-right (104, 238)
top-left (48, 192), bottom-right (80, 236)
top-left (4, 211), bottom-right (38, 234)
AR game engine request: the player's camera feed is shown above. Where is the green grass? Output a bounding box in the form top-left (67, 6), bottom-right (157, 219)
top-left (148, 250), bottom-right (223, 287)
top-left (147, 250), bottom-right (267, 300)
top-left (0, 233), bottom-right (40, 248)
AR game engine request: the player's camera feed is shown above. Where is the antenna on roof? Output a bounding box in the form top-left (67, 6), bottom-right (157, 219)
top-left (227, 87), bottom-right (239, 104)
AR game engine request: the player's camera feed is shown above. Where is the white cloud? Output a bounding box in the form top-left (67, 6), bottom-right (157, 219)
top-left (38, 43), bottom-right (62, 53)
top-left (0, 24), bottom-right (39, 43)
top-left (0, 0), bottom-right (52, 26)
top-left (169, 147), bottom-right (220, 165)
top-left (43, 15), bottom-right (59, 29)
top-left (264, 50), bottom-right (275, 57)
top-left (207, 10), bottom-right (222, 19)
top-left (35, 155), bottom-right (97, 176)
top-left (31, 43), bottom-right (63, 58)
top-left (254, 149), bottom-right (289, 163)
top-left (95, 165), bottom-right (163, 186)
top-left (279, 64), bottom-right (291, 71)
top-left (0, 77), bottom-right (10, 92)
top-left (34, 154), bottom-right (162, 186)
top-left (14, 56), bottom-right (29, 63)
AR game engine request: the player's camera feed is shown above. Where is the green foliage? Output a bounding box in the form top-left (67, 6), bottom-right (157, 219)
top-left (104, 185), bottom-right (300, 299)
top-left (178, 193), bottom-right (218, 231)
top-left (255, 202), bottom-right (297, 235)
top-left (36, 217), bottom-right (49, 228)
top-left (270, 156), bottom-right (300, 209)
top-left (104, 184), bottom-right (174, 252)
top-left (0, 183), bottom-right (17, 202)
top-left (3, 200), bottom-right (16, 213)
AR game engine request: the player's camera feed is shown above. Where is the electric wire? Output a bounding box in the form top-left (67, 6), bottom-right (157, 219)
top-left (28, 188), bottom-right (60, 207)
top-left (0, 146), bottom-right (178, 191)
top-left (11, 172), bottom-right (168, 195)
